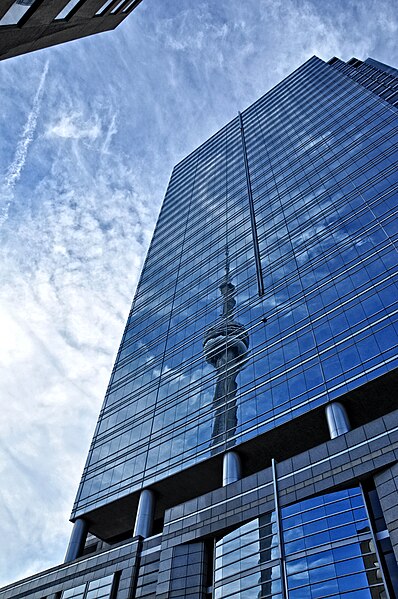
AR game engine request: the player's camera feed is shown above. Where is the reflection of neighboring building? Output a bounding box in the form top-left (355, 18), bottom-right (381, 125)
top-left (214, 512), bottom-right (280, 599)
top-left (214, 487), bottom-right (390, 598)
top-left (359, 539), bottom-right (386, 599)
top-left (0, 0), bottom-right (143, 60)
top-left (2, 55), bottom-right (398, 599)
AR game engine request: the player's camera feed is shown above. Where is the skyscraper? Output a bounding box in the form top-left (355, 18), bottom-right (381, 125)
top-left (0, 0), bottom-right (143, 61)
top-left (1, 54), bottom-right (398, 599)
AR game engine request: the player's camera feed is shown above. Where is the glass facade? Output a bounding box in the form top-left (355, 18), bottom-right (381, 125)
top-left (62, 575), bottom-right (115, 599)
top-left (214, 487), bottom-right (388, 598)
top-left (214, 513), bottom-right (281, 598)
top-left (72, 55), bottom-right (398, 520)
top-left (0, 0), bottom-right (33, 25)
top-left (283, 488), bottom-right (385, 598)
top-left (55, 0), bottom-right (83, 20)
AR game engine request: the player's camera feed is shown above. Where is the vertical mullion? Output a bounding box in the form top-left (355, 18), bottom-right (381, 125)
top-left (238, 111), bottom-right (265, 297)
top-left (272, 458), bottom-right (289, 599)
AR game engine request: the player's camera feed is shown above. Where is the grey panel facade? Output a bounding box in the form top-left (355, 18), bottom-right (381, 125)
top-left (375, 463), bottom-right (398, 562)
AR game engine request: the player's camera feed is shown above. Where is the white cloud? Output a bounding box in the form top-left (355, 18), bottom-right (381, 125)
top-left (46, 112), bottom-right (102, 140)
top-left (0, 73), bottom-right (158, 585)
top-left (0, 60), bottom-right (49, 226)
top-left (102, 113), bottom-right (118, 155)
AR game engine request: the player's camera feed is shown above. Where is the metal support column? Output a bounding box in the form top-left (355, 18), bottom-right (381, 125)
top-left (222, 451), bottom-right (241, 486)
top-left (325, 401), bottom-right (351, 439)
top-left (64, 517), bottom-right (88, 562)
top-left (133, 489), bottom-right (155, 538)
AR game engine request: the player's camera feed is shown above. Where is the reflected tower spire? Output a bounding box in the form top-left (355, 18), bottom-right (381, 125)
top-left (203, 247), bottom-right (250, 452)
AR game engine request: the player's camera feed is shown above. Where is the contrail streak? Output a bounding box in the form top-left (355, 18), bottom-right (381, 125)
top-left (0, 60), bottom-right (49, 226)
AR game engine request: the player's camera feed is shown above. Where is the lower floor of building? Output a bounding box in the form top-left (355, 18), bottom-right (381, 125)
top-left (1, 403), bottom-right (398, 599)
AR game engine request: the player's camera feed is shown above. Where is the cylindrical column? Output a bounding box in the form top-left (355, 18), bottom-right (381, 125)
top-left (325, 401), bottom-right (351, 439)
top-left (223, 451), bottom-right (241, 486)
top-left (133, 489), bottom-right (155, 538)
top-left (64, 517), bottom-right (88, 562)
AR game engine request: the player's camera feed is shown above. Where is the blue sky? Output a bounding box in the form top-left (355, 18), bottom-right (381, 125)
top-left (0, 0), bottom-right (397, 586)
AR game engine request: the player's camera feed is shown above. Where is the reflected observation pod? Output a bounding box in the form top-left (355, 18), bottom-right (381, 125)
top-left (2, 55), bottom-right (398, 599)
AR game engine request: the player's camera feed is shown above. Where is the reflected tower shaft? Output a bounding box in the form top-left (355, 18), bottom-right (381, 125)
top-left (203, 249), bottom-right (249, 452)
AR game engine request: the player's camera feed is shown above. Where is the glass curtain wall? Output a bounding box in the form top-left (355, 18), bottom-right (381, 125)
top-left (72, 56), bottom-right (398, 520)
top-left (214, 487), bottom-right (387, 598)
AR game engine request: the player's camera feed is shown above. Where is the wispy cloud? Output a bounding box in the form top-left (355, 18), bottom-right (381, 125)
top-left (102, 113), bottom-right (118, 155)
top-left (46, 112), bottom-right (102, 140)
top-left (0, 77), bottom-right (157, 583)
top-left (0, 60), bottom-right (49, 226)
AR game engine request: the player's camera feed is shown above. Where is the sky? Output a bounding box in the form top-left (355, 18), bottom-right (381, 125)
top-left (0, 0), bottom-right (397, 586)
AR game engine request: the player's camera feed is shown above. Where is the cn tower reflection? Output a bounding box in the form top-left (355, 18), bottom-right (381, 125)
top-left (203, 248), bottom-right (249, 453)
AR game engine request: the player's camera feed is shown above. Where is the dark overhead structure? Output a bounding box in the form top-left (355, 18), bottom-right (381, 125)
top-left (0, 0), bottom-right (143, 60)
top-left (1, 55), bottom-right (398, 599)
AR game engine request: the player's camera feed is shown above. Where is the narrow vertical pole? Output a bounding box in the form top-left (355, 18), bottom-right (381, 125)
top-left (272, 459), bottom-right (289, 599)
top-left (238, 111), bottom-right (265, 297)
